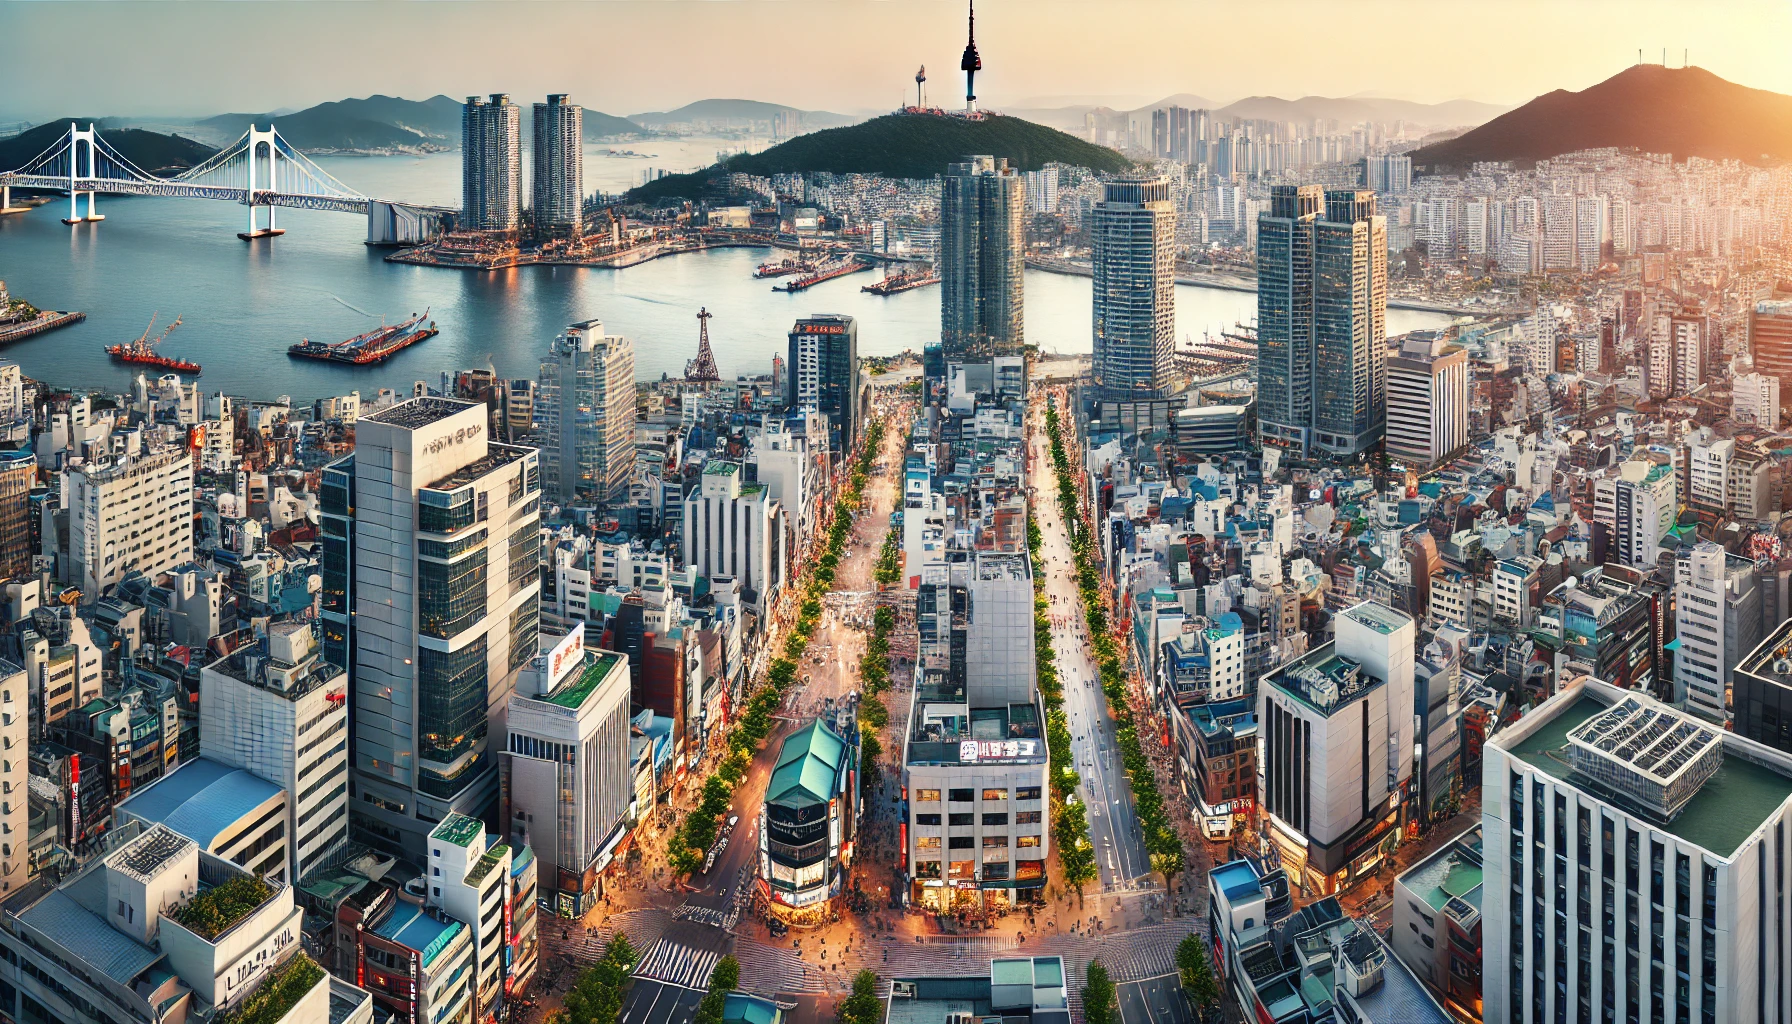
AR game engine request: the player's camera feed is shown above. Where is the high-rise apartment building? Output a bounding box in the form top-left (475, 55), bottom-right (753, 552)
top-left (1750, 300), bottom-right (1792, 420)
top-left (1461, 197), bottom-right (1489, 255)
top-left (1364, 153), bottom-right (1411, 194)
top-left (537, 320), bottom-right (636, 506)
top-left (1257, 185), bottom-right (1322, 451)
top-left (1647, 310), bottom-right (1703, 399)
top-left (1313, 190), bottom-right (1387, 456)
top-left (1575, 194), bottom-right (1608, 271)
top-left (1672, 541), bottom-right (1762, 724)
top-left (349, 397), bottom-right (543, 858)
top-left (940, 156), bottom-right (1024, 356)
top-left (1257, 186), bottom-right (1387, 456)
top-left (1257, 601), bottom-right (1415, 895)
top-left (530, 94), bottom-right (583, 236)
top-left (463, 94), bottom-right (522, 232)
top-left (1483, 681), bottom-right (1792, 1024)
top-left (1542, 194), bottom-right (1577, 269)
top-left (1385, 332), bottom-right (1468, 470)
top-left (1599, 462), bottom-right (1677, 568)
top-left (786, 314), bottom-right (859, 455)
top-left (1091, 176), bottom-right (1177, 398)
top-left (63, 441), bottom-right (194, 597)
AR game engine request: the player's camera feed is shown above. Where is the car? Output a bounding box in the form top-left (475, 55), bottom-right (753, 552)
top-left (727, 815), bottom-right (740, 830)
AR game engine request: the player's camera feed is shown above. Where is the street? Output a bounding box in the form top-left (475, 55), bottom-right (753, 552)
top-left (1027, 392), bottom-right (1153, 891)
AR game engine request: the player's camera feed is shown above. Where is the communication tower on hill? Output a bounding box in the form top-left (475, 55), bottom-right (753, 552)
top-left (685, 306), bottom-right (721, 382)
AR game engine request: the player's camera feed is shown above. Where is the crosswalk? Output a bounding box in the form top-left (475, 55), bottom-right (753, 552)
top-left (634, 938), bottom-right (723, 990)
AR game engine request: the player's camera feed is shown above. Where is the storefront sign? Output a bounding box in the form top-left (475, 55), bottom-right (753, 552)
top-left (957, 739), bottom-right (1038, 762)
top-left (409, 948), bottom-right (420, 1024)
top-left (68, 755), bottom-right (81, 840)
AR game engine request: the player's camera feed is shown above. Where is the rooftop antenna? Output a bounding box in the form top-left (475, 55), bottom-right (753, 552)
top-left (961, 0), bottom-right (982, 112)
top-left (916, 64), bottom-right (927, 109)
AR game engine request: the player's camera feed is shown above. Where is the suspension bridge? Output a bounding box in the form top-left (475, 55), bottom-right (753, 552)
top-left (0, 122), bottom-right (455, 244)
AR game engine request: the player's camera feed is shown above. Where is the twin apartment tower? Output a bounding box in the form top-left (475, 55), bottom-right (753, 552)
top-left (462, 93), bottom-right (584, 235)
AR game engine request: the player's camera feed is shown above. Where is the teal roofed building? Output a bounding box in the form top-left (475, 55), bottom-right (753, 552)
top-left (761, 710), bottom-right (860, 919)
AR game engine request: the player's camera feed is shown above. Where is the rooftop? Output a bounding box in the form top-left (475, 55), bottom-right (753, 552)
top-left (366, 397), bottom-right (478, 430)
top-left (541, 651), bottom-right (626, 710)
top-left (1506, 689), bottom-right (1792, 857)
top-left (425, 442), bottom-right (530, 492)
top-left (109, 823), bottom-right (195, 882)
top-left (430, 812), bottom-right (484, 850)
top-left (17, 888), bottom-right (162, 986)
top-left (119, 758), bottom-right (284, 850)
top-left (1399, 825), bottom-right (1484, 914)
top-left (768, 718), bottom-right (849, 808)
top-left (372, 901), bottom-right (465, 968)
top-left (1266, 643), bottom-right (1387, 716)
top-left (1566, 697), bottom-right (1723, 818)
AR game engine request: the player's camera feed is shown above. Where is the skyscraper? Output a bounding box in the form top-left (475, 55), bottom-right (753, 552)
top-left (940, 156), bottom-right (1024, 356)
top-left (1751, 300), bottom-right (1792, 421)
top-left (463, 94), bottom-right (522, 231)
top-left (1257, 185), bottom-right (1322, 451)
top-left (1257, 187), bottom-right (1387, 456)
top-left (1091, 175), bottom-right (1177, 398)
top-left (349, 397), bottom-right (542, 858)
top-left (786, 314), bottom-right (859, 455)
top-left (530, 94), bottom-right (583, 236)
top-left (537, 320), bottom-right (637, 506)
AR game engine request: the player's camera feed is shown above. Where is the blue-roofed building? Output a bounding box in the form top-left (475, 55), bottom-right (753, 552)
top-left (0, 821), bottom-right (375, 1024)
top-left (344, 883), bottom-right (476, 1024)
top-left (883, 955), bottom-right (1070, 1024)
top-left (114, 755), bottom-right (291, 883)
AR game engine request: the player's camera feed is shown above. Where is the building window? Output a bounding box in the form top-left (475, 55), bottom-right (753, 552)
top-left (981, 789), bottom-right (1008, 802)
top-left (915, 789), bottom-right (940, 802)
top-left (914, 814), bottom-right (941, 826)
top-left (948, 837), bottom-right (974, 849)
top-left (948, 813), bottom-right (974, 826)
top-left (948, 789), bottom-right (973, 803)
top-left (982, 813), bottom-right (1008, 826)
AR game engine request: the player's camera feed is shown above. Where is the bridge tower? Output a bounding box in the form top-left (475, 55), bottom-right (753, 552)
top-left (238, 125), bottom-right (286, 240)
top-left (60, 123), bottom-right (104, 225)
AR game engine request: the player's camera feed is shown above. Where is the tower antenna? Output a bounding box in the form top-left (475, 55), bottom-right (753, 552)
top-left (916, 64), bottom-right (927, 110)
top-left (961, 0), bottom-right (982, 112)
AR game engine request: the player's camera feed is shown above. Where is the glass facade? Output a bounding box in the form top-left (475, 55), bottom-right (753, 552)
top-left (418, 635), bottom-right (489, 768)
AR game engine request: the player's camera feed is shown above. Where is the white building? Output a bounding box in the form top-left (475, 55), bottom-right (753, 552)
top-left (1483, 681), bottom-right (1792, 1024)
top-left (1733, 372), bottom-right (1780, 426)
top-left (1597, 462), bottom-right (1677, 569)
top-left (1492, 556), bottom-right (1541, 627)
top-left (350, 397), bottom-right (543, 859)
top-left (425, 813), bottom-right (512, 1021)
top-left (198, 621), bottom-right (350, 882)
top-left (1258, 601), bottom-right (1415, 895)
top-left (63, 442), bottom-right (194, 597)
top-left (1575, 193), bottom-right (1608, 271)
top-left (0, 660), bottom-right (22, 892)
top-left (530, 94), bottom-right (583, 235)
top-left (116, 757), bottom-right (292, 883)
top-left (1384, 332), bottom-right (1469, 470)
top-left (0, 823), bottom-right (370, 1024)
top-left (1673, 541), bottom-right (1762, 724)
top-left (682, 460), bottom-right (786, 613)
top-left (505, 627), bottom-right (634, 917)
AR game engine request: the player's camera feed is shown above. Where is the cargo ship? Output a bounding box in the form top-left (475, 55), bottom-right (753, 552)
top-left (107, 313), bottom-right (201, 375)
top-left (288, 310), bottom-right (437, 366)
top-left (754, 256), bottom-right (812, 279)
top-left (773, 257), bottom-right (871, 293)
top-left (862, 264), bottom-right (939, 295)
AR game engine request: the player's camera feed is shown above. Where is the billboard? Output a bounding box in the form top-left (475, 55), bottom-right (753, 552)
top-left (546, 623), bottom-right (586, 684)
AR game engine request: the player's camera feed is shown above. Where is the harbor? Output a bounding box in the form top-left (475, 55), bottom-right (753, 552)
top-left (106, 312), bottom-right (201, 375)
top-left (0, 309), bottom-right (84, 346)
top-left (862, 264), bottom-right (940, 295)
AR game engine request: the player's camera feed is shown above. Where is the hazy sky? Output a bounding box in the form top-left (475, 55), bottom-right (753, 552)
top-left (4, 0), bottom-right (1791, 122)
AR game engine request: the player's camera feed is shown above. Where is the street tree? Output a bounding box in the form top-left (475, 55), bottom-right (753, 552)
top-left (1176, 934), bottom-right (1220, 1010)
top-left (1082, 960), bottom-right (1116, 1024)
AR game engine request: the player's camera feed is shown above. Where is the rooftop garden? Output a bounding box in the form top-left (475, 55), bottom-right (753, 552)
top-left (172, 874), bottom-right (273, 940)
top-left (217, 952), bottom-right (324, 1024)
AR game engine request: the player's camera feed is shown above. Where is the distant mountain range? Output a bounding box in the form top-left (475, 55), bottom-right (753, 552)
top-left (1410, 65), bottom-right (1792, 171)
top-left (200, 95), bottom-right (464, 152)
top-left (195, 95), bottom-right (647, 153)
top-left (626, 98), bottom-right (857, 130)
top-left (1012, 92), bottom-right (1506, 131)
top-left (0, 119), bottom-right (213, 176)
top-left (629, 112), bottom-right (1128, 202)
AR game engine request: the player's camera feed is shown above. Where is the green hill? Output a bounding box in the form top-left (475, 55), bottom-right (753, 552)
top-left (627, 112), bottom-right (1128, 202)
top-left (628, 98), bottom-right (855, 129)
top-left (583, 111), bottom-right (649, 138)
top-left (200, 95), bottom-right (460, 152)
top-left (0, 120), bottom-right (214, 176)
